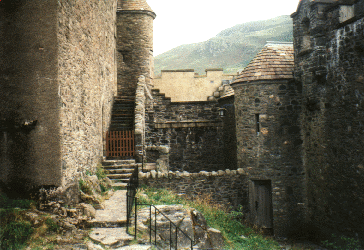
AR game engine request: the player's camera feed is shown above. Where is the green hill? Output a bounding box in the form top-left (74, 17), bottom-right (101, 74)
top-left (154, 15), bottom-right (293, 75)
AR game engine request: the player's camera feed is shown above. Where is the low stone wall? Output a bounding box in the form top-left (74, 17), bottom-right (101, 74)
top-left (139, 169), bottom-right (249, 211)
top-left (134, 76), bottom-right (146, 162)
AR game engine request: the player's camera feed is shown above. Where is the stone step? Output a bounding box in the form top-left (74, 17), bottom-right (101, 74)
top-left (110, 119), bottom-right (134, 123)
top-left (111, 108), bottom-right (134, 112)
top-left (113, 178), bottom-right (130, 183)
top-left (111, 111), bottom-right (134, 115)
top-left (89, 228), bottom-right (134, 248)
top-left (109, 126), bottom-right (134, 131)
top-left (109, 123), bottom-right (134, 128)
top-left (107, 173), bottom-right (133, 179)
top-left (111, 112), bottom-right (133, 116)
top-left (102, 159), bottom-right (136, 165)
top-left (115, 97), bottom-right (135, 102)
top-left (111, 182), bottom-right (128, 188)
top-left (106, 169), bottom-right (134, 174)
top-left (103, 163), bottom-right (141, 169)
top-left (112, 103), bottom-right (135, 107)
top-left (117, 245), bottom-right (153, 250)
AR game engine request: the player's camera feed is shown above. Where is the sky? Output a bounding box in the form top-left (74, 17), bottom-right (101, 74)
top-left (148, 0), bottom-right (300, 56)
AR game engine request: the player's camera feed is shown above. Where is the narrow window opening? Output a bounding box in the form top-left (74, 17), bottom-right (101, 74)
top-left (256, 114), bottom-right (260, 135)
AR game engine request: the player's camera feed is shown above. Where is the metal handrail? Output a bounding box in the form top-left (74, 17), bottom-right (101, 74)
top-left (126, 163), bottom-right (139, 236)
top-left (126, 160), bottom-right (194, 249)
top-left (137, 201), bottom-right (194, 250)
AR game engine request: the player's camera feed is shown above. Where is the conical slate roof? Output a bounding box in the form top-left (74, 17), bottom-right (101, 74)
top-left (232, 42), bottom-right (294, 84)
top-left (118, 0), bottom-right (154, 12)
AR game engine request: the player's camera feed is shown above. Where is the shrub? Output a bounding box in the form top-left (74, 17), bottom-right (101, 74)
top-left (322, 234), bottom-right (362, 250)
top-left (0, 209), bottom-right (34, 250)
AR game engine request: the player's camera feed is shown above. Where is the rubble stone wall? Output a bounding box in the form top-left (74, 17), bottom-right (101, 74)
top-left (293, 0), bottom-right (364, 242)
top-left (117, 10), bottom-right (155, 94)
top-left (232, 79), bottom-right (304, 237)
top-left (145, 89), bottom-right (225, 172)
top-left (139, 169), bottom-right (249, 211)
top-left (57, 0), bottom-right (117, 186)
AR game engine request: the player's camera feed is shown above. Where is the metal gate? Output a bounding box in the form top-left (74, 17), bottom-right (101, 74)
top-left (106, 131), bottom-right (135, 157)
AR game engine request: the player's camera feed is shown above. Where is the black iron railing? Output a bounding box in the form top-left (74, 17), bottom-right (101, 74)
top-left (126, 163), bottom-right (139, 236)
top-left (137, 201), bottom-right (194, 250)
top-left (126, 159), bottom-right (194, 249)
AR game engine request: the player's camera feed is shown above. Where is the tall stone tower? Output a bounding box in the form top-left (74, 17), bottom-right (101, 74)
top-left (231, 42), bottom-right (304, 237)
top-left (117, 0), bottom-right (156, 96)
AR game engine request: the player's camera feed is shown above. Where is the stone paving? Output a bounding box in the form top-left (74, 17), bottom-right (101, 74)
top-left (88, 190), bottom-right (152, 249)
top-left (89, 190), bottom-right (127, 227)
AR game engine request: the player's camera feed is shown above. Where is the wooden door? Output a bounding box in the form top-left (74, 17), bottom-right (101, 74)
top-left (250, 180), bottom-right (273, 229)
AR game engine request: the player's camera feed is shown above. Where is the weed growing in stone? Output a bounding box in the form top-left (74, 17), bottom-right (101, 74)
top-left (136, 186), bottom-right (280, 250)
top-left (322, 234), bottom-right (361, 250)
top-left (78, 179), bottom-right (92, 195)
top-left (96, 164), bottom-right (107, 180)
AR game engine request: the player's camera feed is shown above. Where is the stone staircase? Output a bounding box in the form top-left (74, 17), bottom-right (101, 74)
top-left (102, 159), bottom-right (156, 188)
top-left (102, 159), bottom-right (140, 188)
top-left (109, 93), bottom-right (135, 131)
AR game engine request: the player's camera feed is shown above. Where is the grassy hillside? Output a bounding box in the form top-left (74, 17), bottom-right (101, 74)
top-left (154, 15), bottom-right (293, 75)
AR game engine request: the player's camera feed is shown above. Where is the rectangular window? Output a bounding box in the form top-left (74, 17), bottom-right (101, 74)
top-left (255, 114), bottom-right (260, 135)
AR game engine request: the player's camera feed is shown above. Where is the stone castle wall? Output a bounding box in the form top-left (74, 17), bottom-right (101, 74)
top-left (218, 96), bottom-right (237, 170)
top-left (0, 0), bottom-right (117, 194)
top-left (139, 169), bottom-right (249, 211)
top-left (58, 0), bottom-right (117, 186)
top-left (0, 0), bottom-right (61, 193)
top-left (145, 89), bottom-right (225, 172)
top-left (293, 0), bottom-right (364, 241)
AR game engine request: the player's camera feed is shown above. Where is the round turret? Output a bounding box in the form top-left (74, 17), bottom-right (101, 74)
top-left (118, 0), bottom-right (155, 13)
top-left (231, 42), bottom-right (304, 237)
top-left (116, 0), bottom-right (156, 96)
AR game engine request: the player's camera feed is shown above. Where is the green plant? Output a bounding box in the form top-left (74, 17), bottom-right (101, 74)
top-left (0, 194), bottom-right (34, 209)
top-left (0, 209), bottom-right (34, 250)
top-left (100, 183), bottom-right (107, 193)
top-left (136, 186), bottom-right (280, 250)
top-left (79, 179), bottom-right (92, 195)
top-left (112, 186), bottom-right (125, 191)
top-left (45, 217), bottom-right (60, 233)
top-left (96, 165), bottom-right (107, 180)
top-left (322, 234), bottom-right (361, 250)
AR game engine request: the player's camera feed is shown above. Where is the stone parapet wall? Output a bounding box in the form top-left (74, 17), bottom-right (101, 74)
top-left (146, 89), bottom-right (225, 172)
top-left (153, 69), bottom-right (236, 102)
top-left (139, 169), bottom-right (248, 211)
